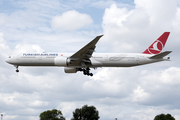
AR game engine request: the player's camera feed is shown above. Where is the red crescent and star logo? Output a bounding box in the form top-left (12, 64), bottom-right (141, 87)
top-left (147, 40), bottom-right (163, 54)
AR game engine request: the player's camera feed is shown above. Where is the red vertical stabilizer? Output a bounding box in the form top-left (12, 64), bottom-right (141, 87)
top-left (143, 32), bottom-right (170, 54)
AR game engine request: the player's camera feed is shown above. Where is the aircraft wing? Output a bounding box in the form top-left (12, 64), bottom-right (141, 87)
top-left (69, 35), bottom-right (103, 67)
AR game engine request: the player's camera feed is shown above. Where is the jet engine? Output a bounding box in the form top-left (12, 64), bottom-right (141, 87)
top-left (64, 67), bottom-right (77, 73)
top-left (54, 57), bottom-right (70, 66)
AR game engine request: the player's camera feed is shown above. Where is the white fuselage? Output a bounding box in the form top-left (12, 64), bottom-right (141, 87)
top-left (6, 53), bottom-right (169, 68)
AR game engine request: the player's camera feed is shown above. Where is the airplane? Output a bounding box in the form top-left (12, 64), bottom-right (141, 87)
top-left (6, 32), bottom-right (171, 76)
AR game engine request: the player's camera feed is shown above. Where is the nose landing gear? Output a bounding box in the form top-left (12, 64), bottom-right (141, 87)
top-left (14, 65), bottom-right (19, 73)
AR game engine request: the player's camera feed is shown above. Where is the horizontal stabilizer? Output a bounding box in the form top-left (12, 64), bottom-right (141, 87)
top-left (149, 51), bottom-right (172, 59)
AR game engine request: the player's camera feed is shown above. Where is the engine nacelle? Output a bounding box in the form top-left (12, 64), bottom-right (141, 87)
top-left (64, 67), bottom-right (77, 73)
top-left (54, 56), bottom-right (68, 66)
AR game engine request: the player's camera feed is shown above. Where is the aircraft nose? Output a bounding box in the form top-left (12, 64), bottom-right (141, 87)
top-left (6, 59), bottom-right (10, 63)
top-left (6, 57), bottom-right (13, 64)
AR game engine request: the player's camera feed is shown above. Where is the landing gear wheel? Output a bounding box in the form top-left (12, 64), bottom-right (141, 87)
top-left (83, 69), bottom-right (87, 75)
top-left (14, 65), bottom-right (19, 73)
top-left (90, 73), bottom-right (93, 76)
top-left (80, 67), bottom-right (93, 77)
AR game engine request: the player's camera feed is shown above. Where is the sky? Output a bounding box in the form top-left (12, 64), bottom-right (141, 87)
top-left (1, 0), bottom-right (180, 120)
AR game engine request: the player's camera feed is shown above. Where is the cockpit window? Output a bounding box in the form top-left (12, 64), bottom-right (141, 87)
top-left (9, 56), bottom-right (11, 58)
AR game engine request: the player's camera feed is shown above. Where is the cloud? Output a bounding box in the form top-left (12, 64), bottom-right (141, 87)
top-left (0, 13), bottom-right (7, 26)
top-left (136, 67), bottom-right (180, 108)
top-left (12, 44), bottom-right (45, 55)
top-left (173, 8), bottom-right (180, 30)
top-left (90, 0), bottom-right (134, 9)
top-left (91, 0), bottom-right (117, 9)
top-left (51, 10), bottom-right (93, 31)
top-left (0, 33), bottom-right (11, 69)
top-left (135, 0), bottom-right (177, 25)
top-left (102, 0), bottom-right (179, 53)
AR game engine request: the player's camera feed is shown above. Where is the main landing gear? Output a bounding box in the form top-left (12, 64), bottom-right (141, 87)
top-left (14, 65), bottom-right (19, 73)
top-left (79, 67), bottom-right (93, 76)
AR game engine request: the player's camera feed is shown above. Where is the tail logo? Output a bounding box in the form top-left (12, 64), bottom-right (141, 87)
top-left (148, 40), bottom-right (163, 54)
top-left (143, 32), bottom-right (170, 54)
